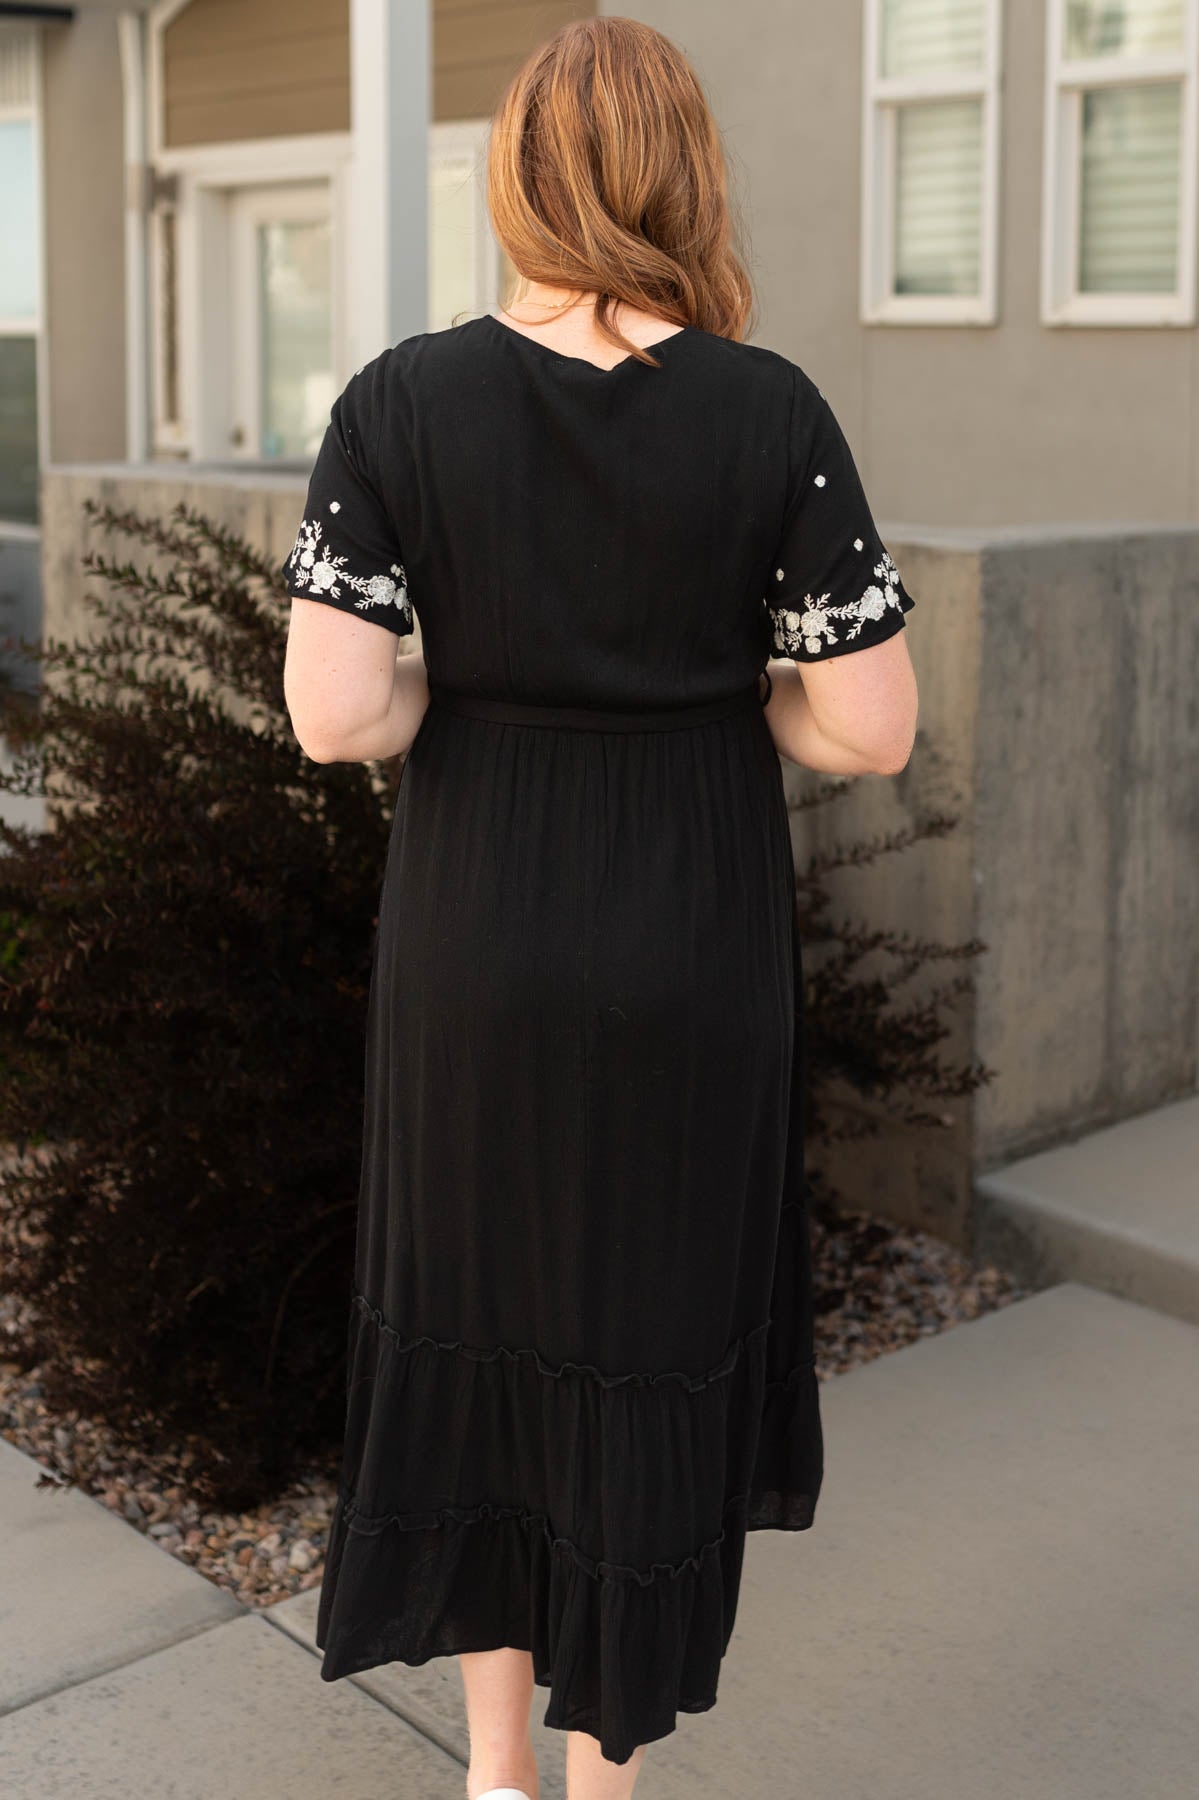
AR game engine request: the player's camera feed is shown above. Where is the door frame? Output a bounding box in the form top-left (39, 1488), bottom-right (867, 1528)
top-left (147, 134), bottom-right (351, 463)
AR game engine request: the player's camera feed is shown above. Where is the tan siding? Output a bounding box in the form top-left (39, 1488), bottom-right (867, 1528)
top-left (163, 0), bottom-right (349, 147)
top-left (165, 86), bottom-right (349, 147)
top-left (434, 1), bottom-right (594, 118)
top-left (162, 0), bottom-right (595, 144)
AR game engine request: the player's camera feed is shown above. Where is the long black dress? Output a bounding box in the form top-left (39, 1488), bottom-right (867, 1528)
top-left (280, 311), bottom-right (916, 1765)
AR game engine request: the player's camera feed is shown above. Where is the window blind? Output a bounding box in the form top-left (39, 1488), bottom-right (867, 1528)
top-left (1066, 0), bottom-right (1185, 59)
top-left (894, 97), bottom-right (984, 295)
top-left (881, 0), bottom-right (987, 78)
top-left (1078, 81), bottom-right (1182, 292)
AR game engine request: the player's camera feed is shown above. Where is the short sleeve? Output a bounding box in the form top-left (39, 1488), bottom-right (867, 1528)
top-left (764, 365), bottom-right (915, 663)
top-left (279, 351), bottom-right (414, 636)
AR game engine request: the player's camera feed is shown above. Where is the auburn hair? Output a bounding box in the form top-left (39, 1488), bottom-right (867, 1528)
top-left (486, 16), bottom-right (756, 365)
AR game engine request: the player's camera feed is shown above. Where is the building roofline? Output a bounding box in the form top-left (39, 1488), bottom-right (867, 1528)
top-left (0, 4), bottom-right (77, 20)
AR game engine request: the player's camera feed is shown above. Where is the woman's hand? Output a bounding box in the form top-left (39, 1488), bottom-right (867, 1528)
top-left (283, 597), bottom-right (430, 763)
top-left (760, 639), bottom-right (917, 775)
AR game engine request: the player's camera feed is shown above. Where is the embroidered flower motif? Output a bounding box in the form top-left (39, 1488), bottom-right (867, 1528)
top-left (764, 545), bottom-right (904, 656)
top-left (285, 517), bottom-right (412, 625)
top-left (875, 550), bottom-right (900, 591)
top-left (798, 597), bottom-right (833, 655)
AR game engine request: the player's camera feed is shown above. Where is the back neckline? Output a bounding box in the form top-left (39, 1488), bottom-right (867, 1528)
top-left (482, 309), bottom-right (693, 374)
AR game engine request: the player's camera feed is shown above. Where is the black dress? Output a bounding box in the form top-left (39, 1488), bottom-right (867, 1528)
top-left (280, 311), bottom-right (916, 1765)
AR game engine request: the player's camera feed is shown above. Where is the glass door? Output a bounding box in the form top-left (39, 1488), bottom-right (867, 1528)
top-left (229, 182), bottom-right (335, 462)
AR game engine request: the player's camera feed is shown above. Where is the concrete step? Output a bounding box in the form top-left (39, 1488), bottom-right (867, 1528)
top-left (972, 1093), bottom-right (1199, 1324)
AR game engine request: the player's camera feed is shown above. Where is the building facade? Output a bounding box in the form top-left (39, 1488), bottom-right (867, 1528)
top-left (3, 0), bottom-right (1196, 538)
top-left (3, 0), bottom-right (1196, 1234)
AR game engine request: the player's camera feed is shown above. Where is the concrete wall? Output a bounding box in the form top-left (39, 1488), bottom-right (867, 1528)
top-left (619, 0), bottom-right (1199, 530)
top-left (779, 521), bottom-right (1199, 1245)
top-left (38, 463), bottom-right (346, 651)
top-left (40, 465), bottom-right (1199, 1246)
top-left (973, 527), bottom-right (1199, 1152)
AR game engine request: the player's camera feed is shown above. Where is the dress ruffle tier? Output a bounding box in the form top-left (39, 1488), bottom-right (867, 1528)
top-left (315, 1183), bottom-right (822, 1767)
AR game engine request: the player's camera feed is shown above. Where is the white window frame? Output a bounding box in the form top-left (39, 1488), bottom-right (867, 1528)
top-left (146, 132), bottom-right (352, 464)
top-left (861, 0), bottom-right (1004, 326)
top-left (1041, 0), bottom-right (1198, 326)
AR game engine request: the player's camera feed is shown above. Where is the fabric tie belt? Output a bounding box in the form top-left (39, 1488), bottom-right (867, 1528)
top-left (428, 677), bottom-right (766, 734)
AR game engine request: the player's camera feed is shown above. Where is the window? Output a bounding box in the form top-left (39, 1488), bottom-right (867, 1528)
top-left (1042, 0), bottom-right (1198, 324)
top-left (429, 120), bottom-right (503, 333)
top-left (862, 0), bottom-right (1003, 324)
top-left (0, 25), bottom-right (42, 525)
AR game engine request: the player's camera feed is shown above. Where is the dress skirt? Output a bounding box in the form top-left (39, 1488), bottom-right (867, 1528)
top-left (313, 677), bottom-right (824, 1765)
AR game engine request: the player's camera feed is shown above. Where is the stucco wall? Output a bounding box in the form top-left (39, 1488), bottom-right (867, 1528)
top-left (617, 0), bottom-right (1199, 530)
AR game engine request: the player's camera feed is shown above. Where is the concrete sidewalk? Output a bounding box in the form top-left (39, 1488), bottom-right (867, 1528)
top-left (2, 1281), bottom-right (1197, 1798)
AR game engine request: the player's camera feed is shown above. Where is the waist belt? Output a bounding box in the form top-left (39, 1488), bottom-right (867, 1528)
top-left (428, 678), bottom-right (763, 734)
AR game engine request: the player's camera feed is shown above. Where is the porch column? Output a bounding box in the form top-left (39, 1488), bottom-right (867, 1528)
top-left (350, 0), bottom-right (430, 362)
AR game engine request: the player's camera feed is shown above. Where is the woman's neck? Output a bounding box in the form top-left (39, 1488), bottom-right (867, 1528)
top-left (506, 281), bottom-right (598, 318)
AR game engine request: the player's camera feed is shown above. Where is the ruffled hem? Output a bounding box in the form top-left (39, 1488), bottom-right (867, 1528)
top-left (312, 1280), bottom-right (823, 1765)
top-left (316, 1490), bottom-right (750, 1762)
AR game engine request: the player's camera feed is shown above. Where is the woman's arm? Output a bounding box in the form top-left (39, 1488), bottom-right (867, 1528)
top-left (760, 634), bottom-right (918, 775)
top-left (283, 595), bottom-right (430, 763)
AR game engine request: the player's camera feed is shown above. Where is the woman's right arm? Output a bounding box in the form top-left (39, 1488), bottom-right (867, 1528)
top-left (761, 635), bottom-right (918, 775)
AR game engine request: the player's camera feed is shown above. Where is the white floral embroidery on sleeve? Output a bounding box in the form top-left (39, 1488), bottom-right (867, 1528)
top-left (766, 549), bottom-right (902, 656)
top-left (286, 517), bottom-right (412, 625)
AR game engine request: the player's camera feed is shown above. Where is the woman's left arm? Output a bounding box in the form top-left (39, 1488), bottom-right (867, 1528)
top-left (284, 596), bottom-right (430, 763)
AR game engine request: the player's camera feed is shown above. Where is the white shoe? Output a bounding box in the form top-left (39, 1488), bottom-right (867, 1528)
top-left (475, 1791), bottom-right (533, 1800)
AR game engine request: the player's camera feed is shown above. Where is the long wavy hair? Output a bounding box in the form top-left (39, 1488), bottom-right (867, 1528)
top-left (486, 16), bottom-right (756, 364)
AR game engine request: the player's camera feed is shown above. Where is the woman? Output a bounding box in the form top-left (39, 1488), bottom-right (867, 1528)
top-left (281, 17), bottom-right (918, 1800)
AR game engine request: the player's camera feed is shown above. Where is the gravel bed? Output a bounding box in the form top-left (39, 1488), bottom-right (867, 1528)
top-left (0, 1208), bottom-right (1028, 1610)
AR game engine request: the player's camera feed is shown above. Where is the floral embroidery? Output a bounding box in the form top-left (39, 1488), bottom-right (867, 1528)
top-left (285, 517), bottom-right (412, 625)
top-left (766, 548), bottom-right (902, 657)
